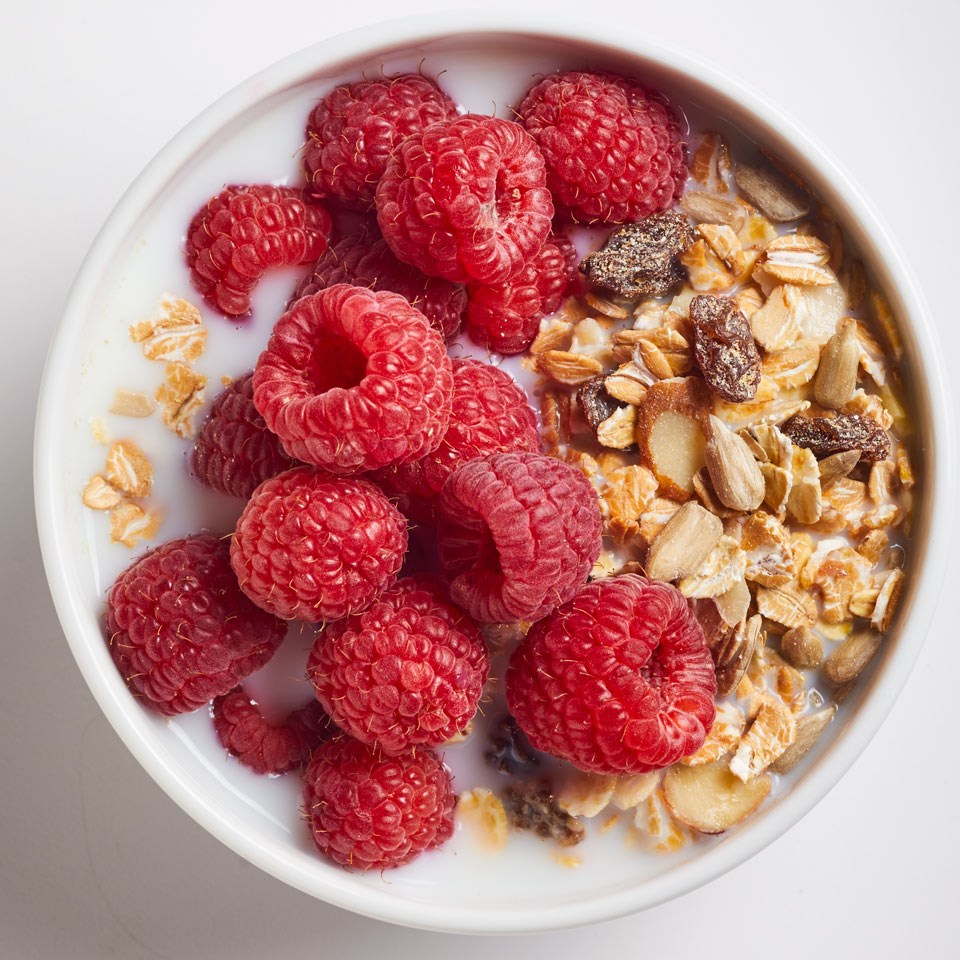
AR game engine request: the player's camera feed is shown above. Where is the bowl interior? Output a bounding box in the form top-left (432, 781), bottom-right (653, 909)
top-left (35, 20), bottom-right (945, 934)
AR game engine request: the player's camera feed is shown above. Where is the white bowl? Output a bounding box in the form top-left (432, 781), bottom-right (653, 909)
top-left (34, 11), bottom-right (954, 934)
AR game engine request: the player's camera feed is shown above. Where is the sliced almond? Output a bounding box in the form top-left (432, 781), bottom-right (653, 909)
top-left (769, 706), bottom-right (837, 774)
top-left (636, 377), bottom-right (712, 500)
top-left (611, 772), bottom-right (660, 810)
top-left (814, 317), bottom-right (860, 409)
top-left (704, 415), bottom-right (765, 512)
top-left (733, 160), bottom-right (810, 222)
top-left (824, 630), bottom-right (882, 684)
top-left (663, 760), bottom-right (771, 834)
top-left (645, 501), bottom-right (724, 582)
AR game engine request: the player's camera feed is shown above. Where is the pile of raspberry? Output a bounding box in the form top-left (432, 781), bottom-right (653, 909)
top-left (105, 69), bottom-right (713, 874)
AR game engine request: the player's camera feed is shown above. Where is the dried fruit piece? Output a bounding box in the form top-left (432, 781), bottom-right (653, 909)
top-left (485, 716), bottom-right (540, 776)
top-left (105, 440), bottom-right (153, 498)
top-left (780, 626), bottom-right (823, 669)
top-left (690, 295), bottom-right (761, 402)
top-left (769, 706), bottom-right (836, 774)
top-left (502, 782), bottom-right (585, 847)
top-left (458, 788), bottom-right (509, 851)
top-left (577, 376), bottom-right (623, 433)
top-left (729, 698), bottom-right (796, 781)
top-left (82, 475), bottom-right (122, 510)
top-left (663, 759), bottom-right (771, 834)
top-left (782, 413), bottom-right (891, 462)
top-left (824, 630), bottom-right (882, 684)
top-left (636, 377), bottom-right (712, 499)
top-left (579, 212), bottom-right (694, 299)
top-left (645, 501), bottom-right (724, 581)
top-left (733, 159), bottom-right (810, 222)
top-left (814, 317), bottom-right (860, 410)
top-left (705, 415), bottom-right (765, 512)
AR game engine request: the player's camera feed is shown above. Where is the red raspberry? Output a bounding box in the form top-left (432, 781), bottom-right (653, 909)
top-left (231, 466), bottom-right (407, 622)
top-left (304, 75), bottom-right (458, 211)
top-left (466, 232), bottom-right (578, 354)
top-left (185, 185), bottom-right (331, 317)
top-left (506, 575), bottom-right (717, 775)
top-left (106, 535), bottom-right (286, 717)
top-left (517, 71), bottom-right (687, 224)
top-left (376, 115), bottom-right (554, 284)
top-left (292, 227), bottom-right (466, 342)
top-left (212, 688), bottom-right (337, 775)
top-left (437, 452), bottom-right (602, 623)
top-left (374, 359), bottom-right (539, 523)
top-left (253, 285), bottom-right (454, 474)
top-left (308, 576), bottom-right (489, 754)
top-left (191, 372), bottom-right (297, 500)
top-left (303, 737), bottom-right (455, 870)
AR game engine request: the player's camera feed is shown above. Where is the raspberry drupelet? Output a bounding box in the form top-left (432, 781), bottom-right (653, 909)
top-left (376, 115), bottom-right (554, 284)
top-left (230, 466), bottom-right (408, 623)
top-left (506, 575), bottom-right (717, 775)
top-left (185, 184), bottom-right (331, 317)
top-left (308, 576), bottom-right (489, 754)
top-left (106, 534), bottom-right (286, 716)
top-left (253, 284), bottom-right (454, 475)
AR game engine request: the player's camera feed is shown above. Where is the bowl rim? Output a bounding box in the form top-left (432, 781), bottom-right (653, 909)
top-left (34, 9), bottom-right (956, 934)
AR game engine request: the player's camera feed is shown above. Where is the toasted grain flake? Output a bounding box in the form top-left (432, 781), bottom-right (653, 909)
top-left (540, 390), bottom-right (566, 456)
top-left (868, 289), bottom-right (904, 361)
top-left (639, 788), bottom-right (690, 851)
top-left (776, 661), bottom-right (807, 713)
top-left (756, 234), bottom-right (833, 289)
top-left (109, 389), bottom-right (155, 418)
top-left (682, 703), bottom-right (745, 766)
top-left (605, 362), bottom-right (651, 405)
top-left (690, 132), bottom-right (731, 190)
top-left (749, 284), bottom-right (802, 351)
top-left (698, 223), bottom-right (743, 265)
top-left (638, 497), bottom-right (683, 544)
top-left (82, 475), bottom-right (122, 510)
top-left (603, 465), bottom-right (659, 544)
top-left (679, 239), bottom-right (735, 292)
top-left (756, 583), bottom-right (817, 629)
top-left (130, 294), bottom-right (206, 363)
top-left (729, 698), bottom-right (796, 781)
top-left (854, 319), bottom-right (888, 387)
top-left (824, 630), bottom-right (882, 684)
top-left (557, 772), bottom-right (617, 818)
top-left (595, 404), bottom-right (637, 450)
top-left (570, 317), bottom-right (616, 363)
top-left (786, 446), bottom-right (822, 524)
top-left (610, 772), bottom-right (660, 811)
top-left (679, 535), bottom-right (745, 599)
top-left (535, 350), bottom-right (603, 385)
top-left (156, 362), bottom-right (207, 438)
top-left (109, 501), bottom-right (161, 548)
top-left (632, 299), bottom-right (669, 329)
top-left (458, 788), bottom-right (508, 851)
top-left (105, 439), bottom-right (153, 498)
top-left (871, 568), bottom-right (905, 632)
top-left (663, 761), bottom-right (770, 834)
top-left (584, 291), bottom-right (631, 320)
top-left (868, 459), bottom-right (897, 506)
top-left (895, 447), bottom-right (915, 488)
top-left (762, 340), bottom-right (820, 390)
top-left (646, 501), bottom-right (724, 581)
top-left (530, 317), bottom-right (574, 354)
top-left (742, 511), bottom-right (796, 587)
top-left (818, 478), bottom-right (869, 535)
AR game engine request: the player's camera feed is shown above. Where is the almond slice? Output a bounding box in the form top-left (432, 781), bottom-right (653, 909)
top-left (663, 760), bottom-right (771, 834)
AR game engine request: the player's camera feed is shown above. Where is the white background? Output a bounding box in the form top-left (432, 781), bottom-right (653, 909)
top-left (2, 0), bottom-right (958, 956)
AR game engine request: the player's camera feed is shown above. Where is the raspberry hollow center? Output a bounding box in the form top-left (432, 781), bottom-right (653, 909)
top-left (306, 330), bottom-right (368, 393)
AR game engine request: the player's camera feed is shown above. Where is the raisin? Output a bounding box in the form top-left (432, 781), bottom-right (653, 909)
top-left (689, 294), bottom-right (762, 402)
top-left (485, 715), bottom-right (540, 776)
top-left (502, 781), bottom-right (585, 847)
top-left (579, 211), bottom-right (695, 299)
top-left (576, 376), bottom-right (626, 433)
top-left (782, 413), bottom-right (891, 462)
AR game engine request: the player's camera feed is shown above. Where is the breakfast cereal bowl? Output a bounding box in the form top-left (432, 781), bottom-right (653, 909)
top-left (34, 11), bottom-right (953, 934)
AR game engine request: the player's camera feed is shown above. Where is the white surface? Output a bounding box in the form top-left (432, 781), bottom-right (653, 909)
top-left (3, 0), bottom-right (958, 954)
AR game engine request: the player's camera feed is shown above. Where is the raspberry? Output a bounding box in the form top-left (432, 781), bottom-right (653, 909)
top-left (191, 372), bottom-right (297, 499)
top-left (465, 232), bottom-right (577, 354)
top-left (185, 185), bottom-right (331, 317)
top-left (253, 285), bottom-right (454, 474)
top-left (212, 688), bottom-right (337, 775)
top-left (376, 115), bottom-right (554, 284)
top-left (106, 535), bottom-right (286, 717)
top-left (517, 71), bottom-right (687, 224)
top-left (308, 576), bottom-right (489, 754)
top-left (303, 737), bottom-right (455, 870)
top-left (292, 227), bottom-right (466, 342)
top-left (304, 75), bottom-right (458, 211)
top-left (436, 452), bottom-right (603, 623)
top-left (506, 575), bottom-right (717, 774)
top-left (374, 359), bottom-right (539, 523)
top-left (230, 466), bottom-right (407, 622)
